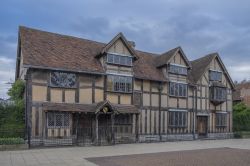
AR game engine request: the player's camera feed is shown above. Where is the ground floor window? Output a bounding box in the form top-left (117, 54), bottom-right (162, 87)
top-left (216, 113), bottom-right (227, 127)
top-left (47, 112), bottom-right (70, 128)
top-left (168, 110), bottom-right (187, 127)
top-left (114, 114), bottom-right (132, 133)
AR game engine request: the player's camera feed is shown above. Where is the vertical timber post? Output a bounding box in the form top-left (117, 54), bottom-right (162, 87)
top-left (111, 114), bottom-right (115, 145)
top-left (95, 114), bottom-right (99, 145)
top-left (135, 113), bottom-right (139, 142)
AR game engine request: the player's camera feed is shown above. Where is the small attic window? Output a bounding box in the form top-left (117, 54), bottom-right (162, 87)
top-left (107, 53), bottom-right (132, 66)
top-left (169, 64), bottom-right (187, 75)
top-left (209, 70), bottom-right (222, 82)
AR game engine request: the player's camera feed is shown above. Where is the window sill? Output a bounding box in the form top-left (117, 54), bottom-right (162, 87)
top-left (169, 95), bottom-right (187, 98)
top-left (106, 90), bottom-right (132, 94)
top-left (168, 126), bottom-right (187, 128)
top-left (168, 72), bottom-right (187, 76)
top-left (106, 62), bottom-right (133, 67)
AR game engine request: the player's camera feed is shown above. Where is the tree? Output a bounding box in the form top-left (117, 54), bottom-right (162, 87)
top-left (233, 102), bottom-right (250, 131)
top-left (0, 80), bottom-right (25, 129)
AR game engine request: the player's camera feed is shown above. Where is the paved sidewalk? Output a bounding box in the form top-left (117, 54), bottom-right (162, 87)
top-left (0, 139), bottom-right (250, 166)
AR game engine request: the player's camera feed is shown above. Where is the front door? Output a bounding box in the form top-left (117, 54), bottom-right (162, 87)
top-left (197, 116), bottom-right (208, 138)
top-left (98, 114), bottom-right (112, 145)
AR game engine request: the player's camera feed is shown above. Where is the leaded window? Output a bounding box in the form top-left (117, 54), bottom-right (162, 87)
top-left (210, 87), bottom-right (227, 102)
top-left (107, 75), bottom-right (132, 93)
top-left (50, 71), bottom-right (76, 88)
top-left (209, 70), bottom-right (222, 81)
top-left (47, 112), bottom-right (70, 128)
top-left (168, 111), bottom-right (187, 127)
top-left (216, 113), bottom-right (227, 127)
top-left (169, 82), bottom-right (187, 97)
top-left (107, 53), bottom-right (132, 66)
top-left (169, 64), bottom-right (187, 75)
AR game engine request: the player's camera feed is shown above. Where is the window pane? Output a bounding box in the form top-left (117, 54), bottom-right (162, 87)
top-left (126, 57), bottom-right (132, 66)
top-left (64, 113), bottom-right (70, 127)
top-left (120, 56), bottom-right (126, 65)
top-left (114, 55), bottom-right (120, 64)
top-left (179, 84), bottom-right (183, 97)
top-left (107, 54), bottom-right (114, 63)
top-left (48, 112), bottom-right (54, 127)
top-left (55, 113), bottom-right (63, 127)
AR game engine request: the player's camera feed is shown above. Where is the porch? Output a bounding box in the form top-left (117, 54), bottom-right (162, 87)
top-left (30, 100), bottom-right (139, 147)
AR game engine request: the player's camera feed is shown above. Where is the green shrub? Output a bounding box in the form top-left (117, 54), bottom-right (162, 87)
top-left (233, 103), bottom-right (250, 131)
top-left (234, 132), bottom-right (242, 138)
top-left (0, 138), bottom-right (25, 145)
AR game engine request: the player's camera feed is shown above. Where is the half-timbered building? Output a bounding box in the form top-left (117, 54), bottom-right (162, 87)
top-left (15, 26), bottom-right (235, 146)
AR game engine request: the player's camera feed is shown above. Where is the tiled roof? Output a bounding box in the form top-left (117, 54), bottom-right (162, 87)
top-left (154, 47), bottom-right (179, 68)
top-left (188, 53), bottom-right (216, 83)
top-left (19, 26), bottom-right (166, 81)
top-left (42, 102), bottom-right (139, 114)
top-left (18, 26), bottom-right (233, 87)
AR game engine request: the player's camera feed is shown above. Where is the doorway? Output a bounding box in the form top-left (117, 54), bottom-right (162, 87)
top-left (98, 114), bottom-right (112, 145)
top-left (197, 116), bottom-right (208, 138)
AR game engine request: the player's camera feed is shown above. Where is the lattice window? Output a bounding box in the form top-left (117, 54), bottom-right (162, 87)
top-left (55, 113), bottom-right (63, 127)
top-left (168, 111), bottom-right (187, 127)
top-left (47, 112), bottom-right (54, 127)
top-left (64, 113), bottom-right (70, 126)
top-left (47, 112), bottom-right (70, 128)
top-left (107, 75), bottom-right (132, 93)
top-left (216, 113), bottom-right (227, 127)
top-left (50, 71), bottom-right (76, 88)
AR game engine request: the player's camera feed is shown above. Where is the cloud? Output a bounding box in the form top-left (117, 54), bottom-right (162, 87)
top-left (0, 0), bottom-right (250, 98)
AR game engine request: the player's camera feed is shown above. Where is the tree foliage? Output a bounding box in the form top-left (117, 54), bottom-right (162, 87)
top-left (0, 80), bottom-right (25, 129)
top-left (233, 102), bottom-right (250, 131)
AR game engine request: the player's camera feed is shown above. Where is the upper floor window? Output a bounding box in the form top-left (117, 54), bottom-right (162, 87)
top-left (210, 86), bottom-right (227, 102)
top-left (50, 71), bottom-right (76, 88)
top-left (209, 70), bottom-right (222, 82)
top-left (168, 110), bottom-right (187, 127)
top-left (169, 82), bottom-right (187, 97)
top-left (107, 75), bottom-right (132, 93)
top-left (107, 53), bottom-right (132, 66)
top-left (169, 64), bottom-right (187, 75)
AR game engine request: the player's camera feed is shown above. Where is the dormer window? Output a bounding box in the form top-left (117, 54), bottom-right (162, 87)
top-left (107, 53), bottom-right (132, 66)
top-left (169, 64), bottom-right (187, 75)
top-left (209, 70), bottom-right (222, 82)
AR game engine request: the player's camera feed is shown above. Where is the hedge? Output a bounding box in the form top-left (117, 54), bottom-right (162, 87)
top-left (0, 138), bottom-right (25, 145)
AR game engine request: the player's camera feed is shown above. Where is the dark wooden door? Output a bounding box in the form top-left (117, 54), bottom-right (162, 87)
top-left (197, 116), bottom-right (208, 137)
top-left (98, 114), bottom-right (112, 145)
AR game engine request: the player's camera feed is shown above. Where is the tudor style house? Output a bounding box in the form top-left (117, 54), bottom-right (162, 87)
top-left (16, 26), bottom-right (235, 146)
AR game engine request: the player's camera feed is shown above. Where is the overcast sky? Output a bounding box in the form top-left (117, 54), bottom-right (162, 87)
top-left (0, 0), bottom-right (250, 98)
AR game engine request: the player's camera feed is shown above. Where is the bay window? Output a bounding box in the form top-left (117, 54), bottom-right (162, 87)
top-left (210, 86), bottom-right (227, 104)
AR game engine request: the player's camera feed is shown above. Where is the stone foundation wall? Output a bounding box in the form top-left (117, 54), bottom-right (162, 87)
top-left (207, 133), bottom-right (234, 139)
top-left (161, 134), bottom-right (195, 141)
top-left (139, 134), bottom-right (197, 142)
